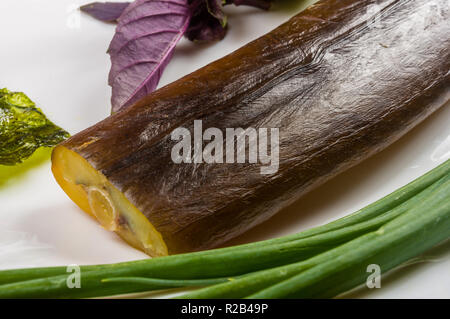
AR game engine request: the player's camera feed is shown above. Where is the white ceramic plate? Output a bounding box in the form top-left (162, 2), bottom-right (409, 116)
top-left (0, 0), bottom-right (449, 298)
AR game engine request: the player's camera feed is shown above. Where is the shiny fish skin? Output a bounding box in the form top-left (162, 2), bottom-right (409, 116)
top-left (58, 0), bottom-right (450, 254)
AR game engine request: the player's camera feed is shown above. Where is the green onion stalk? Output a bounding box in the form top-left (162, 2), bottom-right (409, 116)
top-left (0, 159), bottom-right (449, 298)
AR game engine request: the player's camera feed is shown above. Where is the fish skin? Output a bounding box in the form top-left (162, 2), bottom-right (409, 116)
top-left (59, 0), bottom-right (450, 254)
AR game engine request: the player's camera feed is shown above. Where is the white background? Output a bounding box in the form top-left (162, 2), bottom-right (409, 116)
top-left (0, 0), bottom-right (449, 298)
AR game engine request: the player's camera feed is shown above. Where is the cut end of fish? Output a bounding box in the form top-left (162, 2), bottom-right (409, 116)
top-left (51, 146), bottom-right (168, 257)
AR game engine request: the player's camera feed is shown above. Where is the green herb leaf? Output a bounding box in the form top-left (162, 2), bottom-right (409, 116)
top-left (0, 88), bottom-right (69, 166)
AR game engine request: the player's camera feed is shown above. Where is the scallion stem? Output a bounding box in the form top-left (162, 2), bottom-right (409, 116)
top-left (0, 160), bottom-right (448, 298)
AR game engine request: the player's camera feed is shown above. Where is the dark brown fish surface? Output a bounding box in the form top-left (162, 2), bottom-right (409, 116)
top-left (53, 0), bottom-right (450, 255)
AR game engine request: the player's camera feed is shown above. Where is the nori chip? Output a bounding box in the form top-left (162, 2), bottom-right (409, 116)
top-left (0, 88), bottom-right (69, 165)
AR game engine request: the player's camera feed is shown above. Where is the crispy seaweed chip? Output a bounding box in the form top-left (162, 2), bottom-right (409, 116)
top-left (0, 88), bottom-right (69, 166)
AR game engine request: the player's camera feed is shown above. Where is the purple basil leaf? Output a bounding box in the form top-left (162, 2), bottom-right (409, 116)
top-left (108, 0), bottom-right (191, 113)
top-left (225, 0), bottom-right (272, 10)
top-left (206, 0), bottom-right (227, 26)
top-left (185, 0), bottom-right (272, 42)
top-left (185, 17), bottom-right (226, 42)
top-left (80, 2), bottom-right (130, 22)
top-left (185, 0), bottom-right (227, 42)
